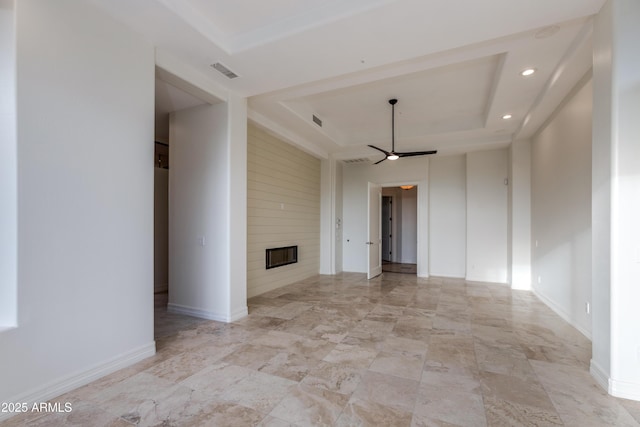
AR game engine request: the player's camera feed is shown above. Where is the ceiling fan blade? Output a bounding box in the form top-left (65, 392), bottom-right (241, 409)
top-left (368, 145), bottom-right (391, 156)
top-left (373, 157), bottom-right (387, 165)
top-left (396, 150), bottom-right (438, 157)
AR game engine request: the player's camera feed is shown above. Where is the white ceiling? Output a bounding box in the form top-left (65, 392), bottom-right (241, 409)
top-left (92, 0), bottom-right (604, 160)
top-left (154, 78), bottom-right (207, 142)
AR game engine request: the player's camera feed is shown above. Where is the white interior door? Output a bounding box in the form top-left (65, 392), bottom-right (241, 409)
top-left (367, 182), bottom-right (382, 279)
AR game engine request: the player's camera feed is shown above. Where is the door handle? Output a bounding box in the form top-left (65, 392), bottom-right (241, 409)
top-left (366, 241), bottom-right (374, 245)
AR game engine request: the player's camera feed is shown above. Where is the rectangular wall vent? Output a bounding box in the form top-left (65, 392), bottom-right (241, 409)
top-left (211, 62), bottom-right (239, 79)
top-left (266, 246), bottom-right (298, 269)
top-left (343, 158), bottom-right (371, 164)
top-left (312, 115), bottom-right (322, 127)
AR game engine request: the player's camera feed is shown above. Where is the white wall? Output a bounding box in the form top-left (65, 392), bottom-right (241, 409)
top-left (592, 0), bottom-right (640, 399)
top-left (0, 0), bottom-right (155, 413)
top-left (429, 155), bottom-right (466, 277)
top-left (342, 157), bottom-right (429, 276)
top-left (466, 149), bottom-right (508, 283)
top-left (227, 94), bottom-right (248, 321)
top-left (531, 76), bottom-right (592, 337)
top-left (247, 124), bottom-right (320, 297)
top-left (154, 167), bottom-right (169, 293)
top-left (320, 157), bottom-right (339, 275)
top-left (509, 139), bottom-right (532, 290)
top-left (169, 103), bottom-right (235, 320)
top-left (608, 0), bottom-right (640, 398)
top-left (0, 0), bottom-right (17, 328)
top-left (401, 187), bottom-right (418, 263)
top-left (592, 1), bottom-right (613, 380)
top-left (335, 161), bottom-right (343, 273)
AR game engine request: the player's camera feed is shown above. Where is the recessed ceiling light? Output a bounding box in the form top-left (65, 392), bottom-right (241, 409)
top-left (502, 114), bottom-right (513, 120)
top-left (521, 68), bottom-right (536, 77)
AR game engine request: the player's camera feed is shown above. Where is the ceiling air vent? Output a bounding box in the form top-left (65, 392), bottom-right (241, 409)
top-left (312, 115), bottom-right (322, 127)
top-left (211, 62), bottom-right (239, 79)
top-left (343, 158), bottom-right (370, 164)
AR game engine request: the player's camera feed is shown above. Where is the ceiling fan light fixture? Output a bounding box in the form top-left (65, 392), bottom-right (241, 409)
top-left (387, 154), bottom-right (399, 160)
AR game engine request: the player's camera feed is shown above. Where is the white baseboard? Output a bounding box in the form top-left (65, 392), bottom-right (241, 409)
top-left (533, 288), bottom-right (592, 340)
top-left (167, 303), bottom-right (248, 323)
top-left (429, 273), bottom-right (464, 279)
top-left (610, 378), bottom-right (640, 401)
top-left (229, 306), bottom-right (249, 322)
top-left (0, 341), bottom-right (156, 422)
top-left (590, 359), bottom-right (609, 392)
top-left (590, 359), bottom-right (640, 400)
top-left (465, 275), bottom-right (508, 285)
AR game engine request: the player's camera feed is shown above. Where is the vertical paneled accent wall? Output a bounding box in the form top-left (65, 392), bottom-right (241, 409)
top-left (247, 124), bottom-right (321, 297)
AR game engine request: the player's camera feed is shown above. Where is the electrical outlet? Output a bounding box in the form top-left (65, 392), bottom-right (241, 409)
top-left (585, 302), bottom-right (590, 315)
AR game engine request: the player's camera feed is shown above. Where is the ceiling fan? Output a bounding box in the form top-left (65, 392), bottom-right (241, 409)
top-left (368, 98), bottom-right (437, 165)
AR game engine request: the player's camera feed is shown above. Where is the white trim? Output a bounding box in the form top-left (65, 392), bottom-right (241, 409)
top-left (158, 0), bottom-right (394, 54)
top-left (533, 288), bottom-right (592, 340)
top-left (590, 359), bottom-right (609, 392)
top-left (167, 303), bottom-right (248, 323)
top-left (229, 306), bottom-right (249, 322)
top-left (465, 275), bottom-right (508, 285)
top-left (588, 360), bottom-right (640, 401)
top-left (429, 273), bottom-right (465, 279)
top-left (248, 110), bottom-right (329, 160)
top-left (0, 342), bottom-right (156, 422)
top-left (155, 50), bottom-right (227, 104)
top-left (610, 378), bottom-right (640, 401)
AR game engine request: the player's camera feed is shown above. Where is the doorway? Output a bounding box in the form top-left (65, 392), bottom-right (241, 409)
top-left (153, 74), bottom-right (208, 337)
top-left (381, 186), bottom-right (417, 274)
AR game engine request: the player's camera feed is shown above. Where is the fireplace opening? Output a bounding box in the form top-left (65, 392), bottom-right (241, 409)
top-left (266, 246), bottom-right (297, 269)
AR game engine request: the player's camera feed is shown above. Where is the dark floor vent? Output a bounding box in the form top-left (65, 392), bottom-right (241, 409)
top-left (266, 246), bottom-right (298, 269)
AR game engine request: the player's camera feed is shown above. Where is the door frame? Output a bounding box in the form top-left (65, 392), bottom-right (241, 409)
top-left (370, 181), bottom-right (424, 277)
top-left (381, 195), bottom-right (393, 263)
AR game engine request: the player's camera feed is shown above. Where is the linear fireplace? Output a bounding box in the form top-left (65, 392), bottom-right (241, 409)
top-left (265, 245), bottom-right (298, 269)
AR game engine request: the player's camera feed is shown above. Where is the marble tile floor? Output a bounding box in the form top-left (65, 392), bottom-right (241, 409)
top-left (5, 273), bottom-right (640, 426)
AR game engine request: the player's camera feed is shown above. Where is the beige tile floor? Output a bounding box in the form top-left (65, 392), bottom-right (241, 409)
top-left (5, 273), bottom-right (640, 426)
